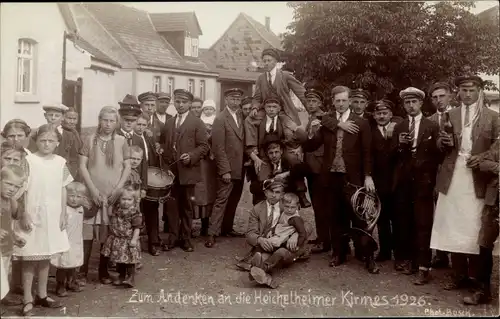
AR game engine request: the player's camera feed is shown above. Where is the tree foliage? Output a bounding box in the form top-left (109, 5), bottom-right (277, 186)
top-left (282, 1), bottom-right (500, 103)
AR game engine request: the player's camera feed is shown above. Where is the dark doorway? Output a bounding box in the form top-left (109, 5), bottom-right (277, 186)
top-left (62, 77), bottom-right (83, 133)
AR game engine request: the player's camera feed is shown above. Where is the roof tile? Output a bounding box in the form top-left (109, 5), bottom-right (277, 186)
top-left (149, 12), bottom-right (202, 36)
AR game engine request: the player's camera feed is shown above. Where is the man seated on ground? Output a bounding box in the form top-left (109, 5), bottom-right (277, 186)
top-left (250, 134), bottom-right (309, 204)
top-left (237, 179), bottom-right (311, 289)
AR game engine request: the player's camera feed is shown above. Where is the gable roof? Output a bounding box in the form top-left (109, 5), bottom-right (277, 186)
top-left (78, 3), bottom-right (213, 74)
top-left (200, 48), bottom-right (259, 82)
top-left (72, 36), bottom-right (121, 68)
top-left (149, 12), bottom-right (202, 36)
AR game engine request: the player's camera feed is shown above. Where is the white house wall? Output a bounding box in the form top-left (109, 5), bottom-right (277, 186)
top-left (81, 68), bottom-right (117, 128)
top-left (114, 70), bottom-right (135, 105)
top-left (0, 3), bottom-right (66, 127)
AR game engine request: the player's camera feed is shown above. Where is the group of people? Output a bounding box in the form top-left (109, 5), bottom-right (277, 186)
top-left (0, 47), bottom-right (498, 316)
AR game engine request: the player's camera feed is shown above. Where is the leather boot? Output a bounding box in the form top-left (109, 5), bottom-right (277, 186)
top-left (365, 255), bottom-right (380, 274)
top-left (298, 192), bottom-right (311, 208)
top-left (249, 267), bottom-right (278, 289)
top-left (123, 265), bottom-right (135, 288)
top-left (414, 269), bottom-right (431, 285)
top-left (463, 283), bottom-right (491, 305)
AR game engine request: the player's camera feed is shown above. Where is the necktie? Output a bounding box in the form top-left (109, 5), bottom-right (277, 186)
top-left (464, 105), bottom-right (470, 127)
top-left (266, 205), bottom-right (275, 235)
top-left (269, 117), bottom-right (275, 133)
top-left (382, 125), bottom-right (387, 139)
top-left (409, 116), bottom-right (416, 152)
top-left (176, 114), bottom-right (182, 129)
top-left (268, 72), bottom-right (273, 87)
top-left (439, 112), bottom-right (446, 130)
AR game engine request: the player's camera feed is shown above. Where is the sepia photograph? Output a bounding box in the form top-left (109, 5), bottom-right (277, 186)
top-left (0, 1), bottom-right (499, 317)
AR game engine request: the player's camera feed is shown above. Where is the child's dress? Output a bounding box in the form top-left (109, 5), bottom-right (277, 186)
top-left (12, 153), bottom-right (72, 260)
top-left (101, 205), bottom-right (142, 264)
top-left (50, 205), bottom-right (84, 269)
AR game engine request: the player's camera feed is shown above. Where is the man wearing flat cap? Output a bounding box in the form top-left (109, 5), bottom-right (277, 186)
top-left (427, 81), bottom-right (456, 270)
top-left (150, 92), bottom-right (173, 143)
top-left (160, 88), bottom-right (209, 252)
top-left (205, 88), bottom-right (246, 248)
top-left (370, 99), bottom-right (399, 263)
top-left (28, 103), bottom-right (82, 180)
top-left (302, 88), bottom-right (329, 253)
top-left (431, 74), bottom-right (499, 292)
top-left (247, 47), bottom-right (308, 163)
top-left (350, 88), bottom-right (372, 121)
top-left (391, 86), bottom-right (441, 285)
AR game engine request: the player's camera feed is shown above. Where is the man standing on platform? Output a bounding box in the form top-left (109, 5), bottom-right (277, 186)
top-left (161, 89), bottom-right (209, 252)
top-left (431, 75), bottom-right (499, 290)
top-left (205, 89), bottom-right (246, 248)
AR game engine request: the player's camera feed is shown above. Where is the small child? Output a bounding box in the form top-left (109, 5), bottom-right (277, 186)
top-left (51, 182), bottom-right (88, 297)
top-left (267, 193), bottom-right (307, 250)
top-left (1, 165), bottom-right (27, 305)
top-left (101, 187), bottom-right (142, 288)
top-left (126, 146), bottom-right (145, 197)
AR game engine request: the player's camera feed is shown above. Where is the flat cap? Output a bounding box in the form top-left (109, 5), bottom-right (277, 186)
top-left (350, 88), bottom-right (370, 100)
top-left (263, 178), bottom-right (285, 191)
top-left (263, 94), bottom-right (282, 106)
top-left (454, 75), bottom-right (483, 88)
top-left (373, 99), bottom-right (395, 112)
top-left (173, 89), bottom-right (194, 101)
top-left (399, 87), bottom-right (425, 100)
top-left (138, 91), bottom-right (157, 102)
top-left (156, 92), bottom-right (171, 101)
top-left (305, 88), bottom-right (324, 102)
top-left (261, 47), bottom-right (280, 61)
top-left (224, 88), bottom-right (244, 98)
top-left (241, 96), bottom-right (253, 105)
top-left (428, 82), bottom-right (453, 95)
top-left (43, 103), bottom-right (69, 113)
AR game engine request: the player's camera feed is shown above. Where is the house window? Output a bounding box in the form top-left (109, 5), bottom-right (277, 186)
top-left (188, 79), bottom-right (195, 94)
top-left (153, 76), bottom-right (161, 93)
top-left (17, 39), bottom-right (36, 94)
top-left (199, 80), bottom-right (205, 100)
top-left (191, 38), bottom-right (199, 58)
top-left (184, 37), bottom-right (192, 57)
top-left (167, 77), bottom-right (175, 96)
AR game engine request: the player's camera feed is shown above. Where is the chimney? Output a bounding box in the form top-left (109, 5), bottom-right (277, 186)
top-left (265, 17), bottom-right (270, 31)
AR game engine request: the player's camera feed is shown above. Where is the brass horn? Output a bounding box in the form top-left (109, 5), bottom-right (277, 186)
top-left (350, 186), bottom-right (382, 250)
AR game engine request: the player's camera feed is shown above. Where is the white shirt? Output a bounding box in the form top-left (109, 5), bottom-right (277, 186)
top-left (436, 105), bottom-right (453, 124)
top-left (121, 128), bottom-right (133, 139)
top-left (155, 113), bottom-right (167, 124)
top-left (227, 107), bottom-right (239, 128)
top-left (265, 115), bottom-right (278, 132)
top-left (267, 66), bottom-right (277, 84)
top-left (57, 125), bottom-right (63, 135)
top-left (266, 201), bottom-right (281, 229)
top-left (272, 160), bottom-right (282, 174)
top-left (175, 112), bottom-right (188, 128)
top-left (408, 113), bottom-right (423, 148)
top-left (461, 102), bottom-right (478, 128)
top-left (136, 133), bottom-right (149, 161)
top-left (336, 108), bottom-right (351, 123)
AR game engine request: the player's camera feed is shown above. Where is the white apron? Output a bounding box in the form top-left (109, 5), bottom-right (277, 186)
top-left (431, 121), bottom-right (484, 254)
top-left (51, 206), bottom-right (84, 268)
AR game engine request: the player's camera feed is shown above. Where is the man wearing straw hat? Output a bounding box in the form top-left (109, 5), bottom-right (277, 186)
top-left (431, 74), bottom-right (500, 291)
top-left (392, 87), bottom-right (441, 285)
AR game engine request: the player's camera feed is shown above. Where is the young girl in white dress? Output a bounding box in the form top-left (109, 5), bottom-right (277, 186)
top-left (51, 181), bottom-right (88, 297)
top-left (13, 124), bottom-right (72, 316)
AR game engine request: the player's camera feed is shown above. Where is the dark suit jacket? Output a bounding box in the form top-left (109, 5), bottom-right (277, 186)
top-left (302, 112), bottom-right (372, 187)
top-left (150, 112), bottom-right (172, 143)
top-left (391, 116), bottom-right (440, 195)
top-left (479, 140), bottom-right (499, 206)
top-left (211, 108), bottom-right (245, 180)
top-left (161, 112), bottom-right (209, 185)
top-left (116, 129), bottom-right (148, 190)
top-left (252, 70), bottom-right (306, 125)
top-left (436, 106), bottom-right (499, 198)
top-left (304, 110), bottom-right (326, 174)
top-left (371, 124), bottom-right (398, 195)
top-left (28, 126), bottom-right (82, 180)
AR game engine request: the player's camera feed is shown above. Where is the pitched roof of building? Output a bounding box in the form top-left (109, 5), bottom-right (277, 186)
top-left (77, 3), bottom-right (213, 74)
top-left (200, 48), bottom-right (260, 82)
top-left (72, 36), bottom-right (122, 68)
top-left (149, 12), bottom-right (203, 36)
top-left (477, 5), bottom-right (499, 18)
top-left (241, 13), bottom-right (283, 50)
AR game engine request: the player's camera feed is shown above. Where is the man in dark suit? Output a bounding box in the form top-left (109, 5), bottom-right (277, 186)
top-left (28, 103), bottom-right (82, 180)
top-left (350, 88), bottom-right (372, 121)
top-left (302, 88), bottom-right (329, 253)
top-left (205, 88), bottom-right (246, 248)
top-left (431, 75), bottom-right (499, 290)
top-left (161, 89), bottom-right (209, 252)
top-left (427, 81), bottom-right (455, 269)
top-left (301, 86), bottom-right (377, 272)
top-left (370, 100), bottom-right (399, 262)
top-left (150, 92), bottom-right (172, 142)
top-left (392, 87), bottom-right (441, 285)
